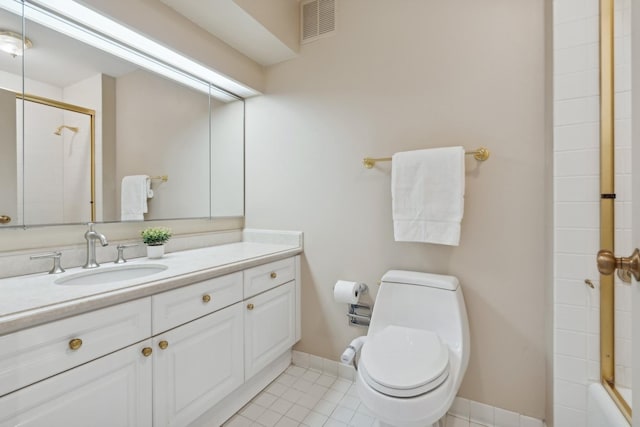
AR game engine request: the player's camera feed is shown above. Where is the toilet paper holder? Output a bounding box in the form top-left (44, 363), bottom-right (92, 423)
top-left (346, 283), bottom-right (371, 327)
top-left (347, 303), bottom-right (372, 327)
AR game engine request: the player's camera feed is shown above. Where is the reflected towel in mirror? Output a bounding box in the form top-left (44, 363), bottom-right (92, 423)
top-left (121, 175), bottom-right (152, 221)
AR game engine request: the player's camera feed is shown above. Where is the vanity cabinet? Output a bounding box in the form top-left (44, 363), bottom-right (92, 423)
top-left (244, 281), bottom-right (296, 380)
top-left (153, 302), bottom-right (244, 427)
top-left (0, 340), bottom-right (153, 427)
top-left (0, 254), bottom-right (301, 427)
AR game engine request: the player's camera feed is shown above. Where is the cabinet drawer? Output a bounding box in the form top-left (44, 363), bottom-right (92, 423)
top-left (0, 298), bottom-right (151, 397)
top-left (243, 258), bottom-right (295, 298)
top-left (152, 272), bottom-right (243, 334)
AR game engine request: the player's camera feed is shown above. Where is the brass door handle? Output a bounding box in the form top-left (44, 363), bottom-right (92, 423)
top-left (141, 347), bottom-right (153, 357)
top-left (597, 248), bottom-right (640, 283)
top-left (247, 303), bottom-right (254, 310)
top-left (158, 340), bottom-right (169, 350)
top-left (68, 338), bottom-right (83, 351)
top-left (0, 215), bottom-right (10, 224)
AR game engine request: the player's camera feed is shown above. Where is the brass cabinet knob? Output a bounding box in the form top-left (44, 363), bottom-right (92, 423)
top-left (68, 338), bottom-right (83, 351)
top-left (202, 294), bottom-right (211, 303)
top-left (247, 303), bottom-right (254, 310)
top-left (0, 215), bottom-right (11, 224)
top-left (597, 248), bottom-right (640, 283)
top-left (141, 347), bottom-right (153, 357)
top-left (158, 340), bottom-right (169, 350)
top-left (270, 272), bottom-right (277, 279)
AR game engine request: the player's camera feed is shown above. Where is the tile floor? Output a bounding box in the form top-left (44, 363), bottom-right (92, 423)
top-left (223, 365), bottom-right (486, 427)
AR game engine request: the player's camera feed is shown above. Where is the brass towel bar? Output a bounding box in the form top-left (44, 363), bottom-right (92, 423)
top-left (150, 175), bottom-right (168, 182)
top-left (362, 147), bottom-right (490, 169)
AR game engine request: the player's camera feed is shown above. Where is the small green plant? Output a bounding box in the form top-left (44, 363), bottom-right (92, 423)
top-left (141, 226), bottom-right (172, 246)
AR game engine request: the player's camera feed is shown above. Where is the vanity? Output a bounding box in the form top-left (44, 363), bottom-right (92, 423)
top-left (0, 233), bottom-right (303, 427)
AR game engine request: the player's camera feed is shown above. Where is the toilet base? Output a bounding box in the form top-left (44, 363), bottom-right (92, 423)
top-left (373, 417), bottom-right (445, 427)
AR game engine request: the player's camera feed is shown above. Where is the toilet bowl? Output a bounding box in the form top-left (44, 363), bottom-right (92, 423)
top-left (355, 270), bottom-right (470, 427)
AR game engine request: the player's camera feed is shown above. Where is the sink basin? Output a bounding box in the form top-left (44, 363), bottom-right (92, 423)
top-left (55, 264), bottom-right (168, 286)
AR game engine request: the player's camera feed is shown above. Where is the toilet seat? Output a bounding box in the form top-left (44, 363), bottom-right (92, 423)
top-left (360, 325), bottom-right (450, 398)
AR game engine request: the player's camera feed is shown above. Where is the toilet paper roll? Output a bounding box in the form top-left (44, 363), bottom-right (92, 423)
top-left (333, 280), bottom-right (361, 304)
top-left (340, 347), bottom-right (356, 364)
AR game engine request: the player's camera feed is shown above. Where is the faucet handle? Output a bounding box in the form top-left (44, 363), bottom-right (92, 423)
top-left (115, 244), bottom-right (138, 264)
top-left (30, 251), bottom-right (65, 274)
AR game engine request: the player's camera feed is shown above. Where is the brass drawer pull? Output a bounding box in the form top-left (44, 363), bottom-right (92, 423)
top-left (270, 272), bottom-right (277, 279)
top-left (0, 215), bottom-right (11, 224)
top-left (68, 338), bottom-right (83, 351)
top-left (158, 340), bottom-right (169, 350)
top-left (142, 347), bottom-right (153, 357)
top-left (247, 303), bottom-right (254, 310)
top-left (202, 294), bottom-right (211, 303)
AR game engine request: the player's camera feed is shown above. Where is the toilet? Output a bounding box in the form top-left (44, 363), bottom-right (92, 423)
top-left (355, 270), bottom-right (470, 427)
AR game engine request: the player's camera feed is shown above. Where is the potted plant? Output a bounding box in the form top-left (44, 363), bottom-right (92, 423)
top-left (141, 226), bottom-right (172, 258)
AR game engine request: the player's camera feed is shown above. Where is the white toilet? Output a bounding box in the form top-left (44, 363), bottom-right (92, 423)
top-left (355, 270), bottom-right (470, 427)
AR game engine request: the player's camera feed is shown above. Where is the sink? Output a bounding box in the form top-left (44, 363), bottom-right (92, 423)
top-left (55, 264), bottom-right (168, 286)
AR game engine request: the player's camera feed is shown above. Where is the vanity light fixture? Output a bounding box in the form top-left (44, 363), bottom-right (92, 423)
top-left (0, 30), bottom-right (32, 57)
top-left (0, 0), bottom-right (259, 101)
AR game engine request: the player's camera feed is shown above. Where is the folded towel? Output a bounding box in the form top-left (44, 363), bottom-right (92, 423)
top-left (391, 147), bottom-right (465, 245)
top-left (121, 175), bottom-right (151, 221)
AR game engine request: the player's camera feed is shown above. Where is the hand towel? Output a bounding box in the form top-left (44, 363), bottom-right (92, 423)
top-left (391, 147), bottom-right (465, 245)
top-left (121, 175), bottom-right (151, 221)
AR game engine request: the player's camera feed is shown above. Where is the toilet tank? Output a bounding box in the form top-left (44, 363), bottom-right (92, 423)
top-left (369, 270), bottom-right (469, 351)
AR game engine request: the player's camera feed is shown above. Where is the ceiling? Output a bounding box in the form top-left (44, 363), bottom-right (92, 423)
top-left (159, 0), bottom-right (298, 67)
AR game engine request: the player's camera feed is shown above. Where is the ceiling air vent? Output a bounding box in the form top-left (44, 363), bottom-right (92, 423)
top-left (301, 0), bottom-right (336, 44)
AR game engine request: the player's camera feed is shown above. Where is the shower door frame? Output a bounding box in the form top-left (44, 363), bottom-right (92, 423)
top-left (17, 92), bottom-right (96, 222)
top-left (599, 0), bottom-right (632, 422)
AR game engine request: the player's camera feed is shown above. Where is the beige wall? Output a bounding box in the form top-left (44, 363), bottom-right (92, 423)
top-left (246, 0), bottom-right (547, 419)
top-left (0, 89), bottom-right (16, 227)
top-left (115, 70), bottom-right (210, 220)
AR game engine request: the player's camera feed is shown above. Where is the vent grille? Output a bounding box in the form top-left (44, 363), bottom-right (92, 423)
top-left (301, 0), bottom-right (336, 43)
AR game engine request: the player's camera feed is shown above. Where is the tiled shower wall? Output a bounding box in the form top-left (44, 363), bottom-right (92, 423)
top-left (553, 0), bottom-right (631, 425)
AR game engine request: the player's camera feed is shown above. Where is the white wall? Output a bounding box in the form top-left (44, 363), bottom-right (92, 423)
top-left (552, 0), bottom-right (632, 424)
top-left (246, 0), bottom-right (548, 419)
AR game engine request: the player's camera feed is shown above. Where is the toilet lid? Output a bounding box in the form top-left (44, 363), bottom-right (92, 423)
top-left (360, 325), bottom-right (449, 397)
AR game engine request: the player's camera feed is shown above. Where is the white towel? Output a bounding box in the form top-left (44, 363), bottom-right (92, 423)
top-left (121, 175), bottom-right (151, 221)
top-left (391, 147), bottom-right (465, 245)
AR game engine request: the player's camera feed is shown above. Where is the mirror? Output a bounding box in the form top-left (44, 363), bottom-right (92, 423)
top-left (0, 2), bottom-right (244, 227)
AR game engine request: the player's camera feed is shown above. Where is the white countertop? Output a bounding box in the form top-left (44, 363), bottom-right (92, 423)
top-left (0, 241), bottom-right (302, 336)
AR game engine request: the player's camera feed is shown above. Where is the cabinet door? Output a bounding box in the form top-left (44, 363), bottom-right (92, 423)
top-left (244, 281), bottom-right (295, 379)
top-left (153, 302), bottom-right (244, 427)
top-left (0, 340), bottom-right (153, 427)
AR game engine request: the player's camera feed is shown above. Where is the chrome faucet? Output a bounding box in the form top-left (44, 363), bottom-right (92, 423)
top-left (83, 223), bottom-right (108, 269)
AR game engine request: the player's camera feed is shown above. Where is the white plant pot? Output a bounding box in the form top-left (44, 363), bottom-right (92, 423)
top-left (146, 244), bottom-right (165, 259)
